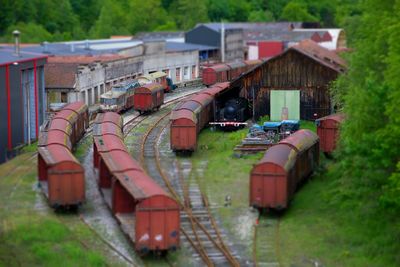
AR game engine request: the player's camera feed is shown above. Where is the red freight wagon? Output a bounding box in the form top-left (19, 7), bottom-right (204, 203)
top-left (37, 101), bottom-right (88, 210)
top-left (93, 134), bottom-right (126, 169)
top-left (113, 170), bottom-right (180, 253)
top-left (38, 130), bottom-right (72, 150)
top-left (63, 101), bottom-right (89, 132)
top-left (250, 129), bottom-right (319, 210)
top-left (94, 111), bottom-right (180, 254)
top-left (93, 121), bottom-right (123, 138)
top-left (94, 112), bottom-right (123, 126)
top-left (170, 110), bottom-right (197, 151)
top-left (38, 144), bottom-right (85, 208)
top-left (98, 149), bottom-right (141, 189)
top-left (316, 113), bottom-right (345, 154)
top-left (53, 109), bottom-right (81, 142)
top-left (134, 83), bottom-right (164, 113)
top-left (226, 61), bottom-right (247, 80)
top-left (170, 83), bottom-right (230, 152)
top-left (202, 64), bottom-right (230, 86)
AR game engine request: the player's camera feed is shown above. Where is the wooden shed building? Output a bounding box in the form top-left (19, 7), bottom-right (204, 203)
top-left (231, 39), bottom-right (346, 121)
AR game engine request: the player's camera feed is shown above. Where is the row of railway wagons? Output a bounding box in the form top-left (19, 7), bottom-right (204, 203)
top-left (93, 112), bottom-right (180, 254)
top-left (202, 60), bottom-right (263, 86)
top-left (170, 82), bottom-right (230, 152)
top-left (37, 102), bottom-right (89, 208)
top-left (250, 129), bottom-right (319, 210)
top-left (100, 71), bottom-right (169, 113)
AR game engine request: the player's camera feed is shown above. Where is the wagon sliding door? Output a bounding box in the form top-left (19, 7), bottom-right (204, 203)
top-left (270, 90), bottom-right (300, 121)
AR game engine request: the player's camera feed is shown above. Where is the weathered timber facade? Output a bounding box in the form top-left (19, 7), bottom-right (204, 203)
top-left (232, 40), bottom-right (346, 120)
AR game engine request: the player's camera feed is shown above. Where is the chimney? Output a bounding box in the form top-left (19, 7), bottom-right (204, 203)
top-left (12, 30), bottom-right (21, 57)
top-left (84, 39), bottom-right (90, 50)
top-left (42, 41), bottom-right (49, 53)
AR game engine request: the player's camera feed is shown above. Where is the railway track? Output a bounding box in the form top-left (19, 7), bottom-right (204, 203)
top-left (70, 85), bottom-right (205, 266)
top-left (252, 212), bottom-right (282, 267)
top-left (134, 111), bottom-right (242, 266)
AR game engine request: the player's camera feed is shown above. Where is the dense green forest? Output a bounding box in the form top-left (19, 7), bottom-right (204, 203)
top-left (0, 0), bottom-right (357, 42)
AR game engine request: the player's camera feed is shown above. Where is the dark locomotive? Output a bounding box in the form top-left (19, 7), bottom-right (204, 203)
top-left (216, 97), bottom-right (249, 129)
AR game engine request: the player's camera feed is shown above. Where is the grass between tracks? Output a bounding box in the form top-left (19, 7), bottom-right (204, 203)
top-left (192, 121), bottom-right (395, 267)
top-left (0, 151), bottom-right (117, 267)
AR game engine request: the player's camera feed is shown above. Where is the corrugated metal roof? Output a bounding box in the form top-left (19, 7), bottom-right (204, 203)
top-left (166, 42), bottom-right (218, 52)
top-left (45, 63), bottom-right (78, 89)
top-left (196, 22), bottom-right (304, 32)
top-left (0, 48), bottom-right (47, 65)
top-left (291, 39), bottom-right (347, 72)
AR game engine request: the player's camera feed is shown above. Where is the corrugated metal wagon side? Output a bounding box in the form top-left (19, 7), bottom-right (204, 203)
top-left (38, 145), bottom-right (85, 208)
top-left (134, 83), bottom-right (164, 113)
top-left (170, 110), bottom-right (198, 151)
top-left (316, 113), bottom-right (344, 154)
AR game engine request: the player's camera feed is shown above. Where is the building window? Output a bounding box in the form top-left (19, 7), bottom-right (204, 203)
top-left (176, 68), bottom-right (181, 82)
top-left (94, 86), bottom-right (99, 104)
top-left (191, 65), bottom-right (196, 79)
top-left (81, 91), bottom-right (86, 104)
top-left (183, 67), bottom-right (189, 80)
top-left (87, 88), bottom-right (93, 106)
top-left (61, 92), bottom-right (68, 103)
top-left (100, 84), bottom-right (105, 94)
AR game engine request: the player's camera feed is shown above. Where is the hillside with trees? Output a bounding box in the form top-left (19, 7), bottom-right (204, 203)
top-left (0, 0), bottom-right (355, 42)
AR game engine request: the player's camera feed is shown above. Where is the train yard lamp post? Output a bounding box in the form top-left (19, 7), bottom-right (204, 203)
top-left (252, 86), bottom-right (256, 122)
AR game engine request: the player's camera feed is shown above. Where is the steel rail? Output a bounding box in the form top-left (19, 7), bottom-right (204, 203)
top-left (139, 114), bottom-right (239, 266)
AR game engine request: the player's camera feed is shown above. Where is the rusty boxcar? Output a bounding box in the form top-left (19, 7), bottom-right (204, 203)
top-left (38, 144), bottom-right (85, 208)
top-left (134, 83), bottom-right (164, 114)
top-left (202, 60), bottom-right (263, 86)
top-left (170, 83), bottom-right (229, 152)
top-left (249, 129), bottom-right (319, 210)
top-left (94, 112), bottom-right (180, 254)
top-left (37, 101), bottom-right (88, 209)
top-left (316, 113), bottom-right (344, 154)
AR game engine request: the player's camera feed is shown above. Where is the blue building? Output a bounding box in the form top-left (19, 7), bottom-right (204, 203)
top-left (0, 47), bottom-right (47, 163)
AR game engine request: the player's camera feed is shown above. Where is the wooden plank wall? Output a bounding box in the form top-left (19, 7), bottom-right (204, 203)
top-left (235, 50), bottom-right (339, 120)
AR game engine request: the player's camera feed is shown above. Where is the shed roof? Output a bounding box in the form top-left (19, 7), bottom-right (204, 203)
top-left (45, 63), bottom-right (78, 89)
top-left (290, 39), bottom-right (346, 72)
top-left (0, 48), bottom-right (47, 66)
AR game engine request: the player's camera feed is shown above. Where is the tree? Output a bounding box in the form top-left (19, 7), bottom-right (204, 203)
top-left (248, 10), bottom-right (275, 22)
top-left (3, 22), bottom-right (53, 43)
top-left (90, 0), bottom-right (130, 38)
top-left (280, 2), bottom-right (319, 22)
top-left (172, 0), bottom-right (208, 30)
top-left (128, 0), bottom-right (169, 33)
